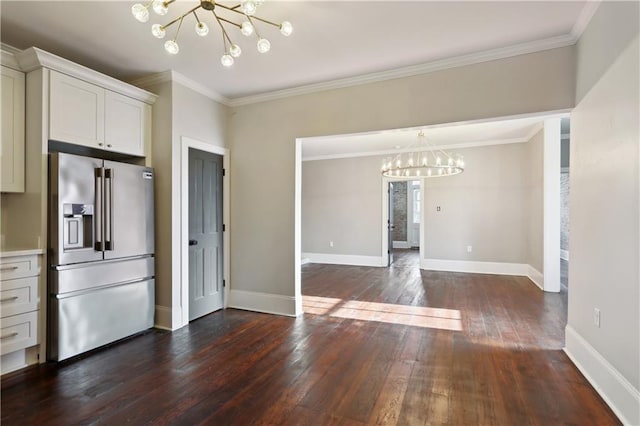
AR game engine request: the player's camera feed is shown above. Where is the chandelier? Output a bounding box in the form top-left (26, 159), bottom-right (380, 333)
top-left (381, 131), bottom-right (465, 178)
top-left (131, 0), bottom-right (292, 67)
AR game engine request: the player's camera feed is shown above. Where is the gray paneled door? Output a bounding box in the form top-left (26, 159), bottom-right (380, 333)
top-left (189, 148), bottom-right (224, 321)
top-left (388, 182), bottom-right (395, 267)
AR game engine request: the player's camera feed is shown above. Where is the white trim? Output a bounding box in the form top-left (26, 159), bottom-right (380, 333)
top-left (421, 258), bottom-right (529, 276)
top-left (303, 252), bottom-right (386, 267)
top-left (303, 136), bottom-right (531, 162)
top-left (154, 306), bottom-right (176, 331)
top-left (571, 1), bottom-right (602, 41)
top-left (1, 43), bottom-right (21, 71)
top-left (564, 325), bottom-right (639, 426)
top-left (15, 47), bottom-right (157, 104)
top-left (228, 290), bottom-right (297, 317)
top-left (560, 249), bottom-right (569, 261)
top-left (130, 70), bottom-right (230, 106)
top-left (393, 241), bottom-right (411, 249)
top-left (294, 138), bottom-right (303, 316)
top-left (301, 257), bottom-right (311, 266)
top-left (229, 34), bottom-right (576, 107)
top-left (524, 122), bottom-right (545, 141)
top-left (527, 265), bottom-right (545, 291)
top-left (543, 118), bottom-right (562, 292)
top-left (180, 137), bottom-right (230, 327)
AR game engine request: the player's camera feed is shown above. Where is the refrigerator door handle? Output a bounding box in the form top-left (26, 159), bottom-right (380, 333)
top-left (105, 168), bottom-right (114, 251)
top-left (94, 168), bottom-right (104, 252)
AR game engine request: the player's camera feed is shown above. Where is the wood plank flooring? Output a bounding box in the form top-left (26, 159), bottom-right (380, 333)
top-left (1, 251), bottom-right (619, 425)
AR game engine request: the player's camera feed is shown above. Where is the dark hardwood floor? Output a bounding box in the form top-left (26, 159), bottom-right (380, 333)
top-left (1, 256), bottom-right (618, 425)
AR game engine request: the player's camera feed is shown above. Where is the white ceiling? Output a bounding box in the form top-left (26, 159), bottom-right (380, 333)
top-left (1, 1), bottom-right (589, 101)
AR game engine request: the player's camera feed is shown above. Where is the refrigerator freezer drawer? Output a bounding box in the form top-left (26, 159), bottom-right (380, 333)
top-left (51, 256), bottom-right (154, 295)
top-left (49, 279), bottom-right (154, 361)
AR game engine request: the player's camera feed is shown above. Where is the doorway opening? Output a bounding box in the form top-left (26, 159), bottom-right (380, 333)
top-left (560, 118), bottom-right (570, 293)
top-left (387, 180), bottom-right (422, 268)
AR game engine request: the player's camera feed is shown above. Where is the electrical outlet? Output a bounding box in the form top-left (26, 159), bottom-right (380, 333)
top-left (329, 241), bottom-right (334, 247)
top-left (593, 308), bottom-right (601, 328)
top-left (467, 245), bottom-right (472, 253)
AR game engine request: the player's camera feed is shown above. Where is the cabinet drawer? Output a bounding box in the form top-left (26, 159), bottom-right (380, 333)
top-left (0, 276), bottom-right (38, 318)
top-left (0, 311), bottom-right (38, 355)
top-left (0, 255), bottom-right (40, 280)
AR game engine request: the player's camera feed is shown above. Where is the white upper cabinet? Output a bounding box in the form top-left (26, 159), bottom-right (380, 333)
top-left (49, 70), bottom-right (105, 149)
top-left (49, 70), bottom-right (150, 157)
top-left (104, 91), bottom-right (150, 157)
top-left (1, 65), bottom-right (25, 193)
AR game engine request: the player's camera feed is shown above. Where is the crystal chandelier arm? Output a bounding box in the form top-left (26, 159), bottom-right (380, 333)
top-left (172, 15), bottom-right (185, 41)
top-left (162, 4), bottom-right (201, 30)
top-left (217, 16), bottom-right (242, 29)
top-left (212, 10), bottom-right (235, 46)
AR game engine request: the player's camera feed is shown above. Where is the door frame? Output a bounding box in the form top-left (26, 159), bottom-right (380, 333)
top-left (381, 177), bottom-right (424, 266)
top-left (180, 136), bottom-right (230, 325)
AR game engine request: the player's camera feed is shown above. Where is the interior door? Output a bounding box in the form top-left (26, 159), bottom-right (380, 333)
top-left (388, 182), bottom-right (395, 267)
top-left (189, 148), bottom-right (224, 321)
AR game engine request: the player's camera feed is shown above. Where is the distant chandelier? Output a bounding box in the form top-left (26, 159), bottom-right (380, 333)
top-left (131, 0), bottom-right (292, 67)
top-left (381, 131), bottom-right (465, 178)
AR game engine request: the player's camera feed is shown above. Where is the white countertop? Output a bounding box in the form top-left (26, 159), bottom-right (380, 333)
top-left (0, 248), bottom-right (45, 258)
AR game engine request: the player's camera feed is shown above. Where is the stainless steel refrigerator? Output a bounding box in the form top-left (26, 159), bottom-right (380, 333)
top-left (48, 152), bottom-right (155, 361)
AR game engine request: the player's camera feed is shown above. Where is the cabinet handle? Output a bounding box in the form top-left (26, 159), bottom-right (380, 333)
top-left (98, 142), bottom-right (104, 146)
top-left (107, 144), bottom-right (112, 148)
top-left (0, 332), bottom-right (18, 340)
top-left (0, 266), bottom-right (19, 271)
top-left (0, 296), bottom-right (18, 303)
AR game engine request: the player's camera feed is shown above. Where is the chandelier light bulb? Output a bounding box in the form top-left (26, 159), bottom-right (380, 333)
top-left (152, 24), bottom-right (166, 39)
top-left (448, 158), bottom-right (454, 166)
top-left (229, 44), bottom-right (242, 58)
top-left (241, 21), bottom-right (254, 36)
top-left (131, 3), bottom-right (150, 23)
top-left (195, 22), bottom-right (209, 36)
top-left (257, 38), bottom-right (271, 53)
top-left (152, 0), bottom-right (169, 15)
top-left (164, 39), bottom-right (179, 54)
top-left (242, 0), bottom-right (257, 15)
top-left (422, 156), bottom-right (428, 166)
top-left (436, 156), bottom-right (442, 166)
top-left (280, 21), bottom-right (293, 36)
top-left (221, 54), bottom-right (234, 67)
top-left (427, 169), bottom-right (432, 177)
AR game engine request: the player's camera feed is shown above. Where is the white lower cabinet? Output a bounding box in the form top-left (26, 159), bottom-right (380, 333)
top-left (0, 253), bottom-right (41, 374)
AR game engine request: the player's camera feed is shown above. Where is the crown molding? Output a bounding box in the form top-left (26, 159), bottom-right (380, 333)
top-left (524, 122), bottom-right (544, 141)
top-left (571, 1), bottom-right (601, 40)
top-left (229, 33), bottom-right (577, 108)
top-left (129, 70), bottom-right (230, 106)
top-left (302, 136), bottom-right (532, 162)
top-left (1, 43), bottom-right (21, 70)
top-left (15, 47), bottom-right (157, 104)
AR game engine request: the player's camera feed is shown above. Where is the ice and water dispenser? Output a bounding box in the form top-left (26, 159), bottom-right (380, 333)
top-left (62, 203), bottom-right (94, 250)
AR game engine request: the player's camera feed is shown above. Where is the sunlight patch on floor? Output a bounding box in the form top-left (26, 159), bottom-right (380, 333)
top-left (302, 295), bottom-right (463, 331)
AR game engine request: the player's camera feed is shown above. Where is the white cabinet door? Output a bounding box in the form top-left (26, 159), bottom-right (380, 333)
top-left (104, 91), bottom-right (149, 156)
top-left (49, 70), bottom-right (105, 149)
top-left (1, 66), bottom-right (25, 193)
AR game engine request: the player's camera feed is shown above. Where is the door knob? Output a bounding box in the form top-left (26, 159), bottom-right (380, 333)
top-left (189, 239), bottom-right (198, 246)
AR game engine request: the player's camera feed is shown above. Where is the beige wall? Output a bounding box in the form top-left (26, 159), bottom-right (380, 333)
top-left (230, 46), bottom-right (575, 297)
top-left (422, 143), bottom-right (529, 263)
top-left (526, 128), bottom-right (544, 272)
top-left (302, 156), bottom-right (382, 256)
top-left (145, 79), bottom-right (229, 326)
top-left (568, 2), bottom-right (639, 421)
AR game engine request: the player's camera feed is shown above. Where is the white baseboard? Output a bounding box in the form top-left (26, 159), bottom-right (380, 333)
top-left (302, 252), bottom-right (386, 267)
top-left (564, 325), bottom-right (639, 425)
top-left (392, 241), bottom-right (411, 249)
top-left (301, 257), bottom-right (311, 265)
top-left (154, 305), bottom-right (181, 330)
top-left (561, 249), bottom-right (569, 261)
top-left (421, 258), bottom-right (529, 275)
top-left (1, 350), bottom-right (26, 375)
top-left (527, 265), bottom-right (544, 290)
top-left (228, 289), bottom-right (298, 317)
